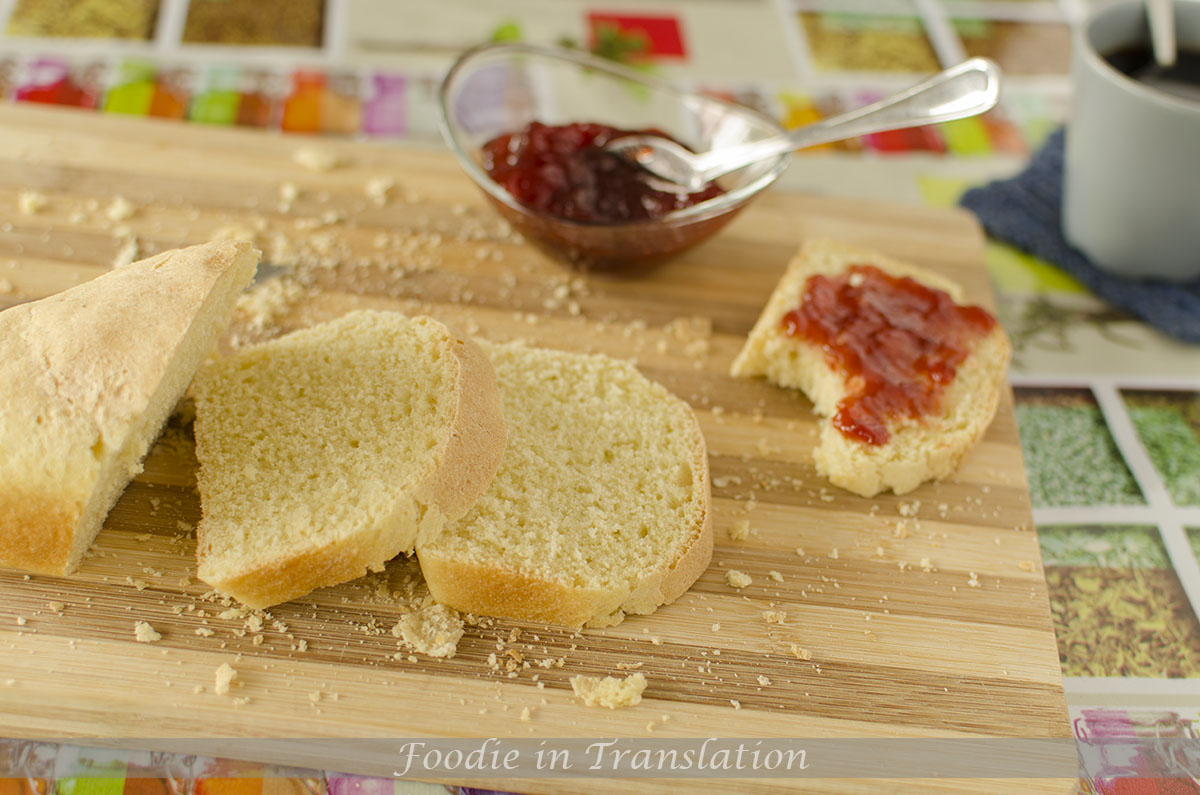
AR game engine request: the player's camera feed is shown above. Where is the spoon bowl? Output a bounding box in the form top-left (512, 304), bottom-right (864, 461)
top-left (608, 58), bottom-right (1003, 192)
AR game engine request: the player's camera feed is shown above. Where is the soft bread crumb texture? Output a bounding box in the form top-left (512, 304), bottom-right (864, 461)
top-left (570, 673), bottom-right (648, 708)
top-left (396, 603), bottom-right (463, 658)
top-left (730, 238), bottom-right (1011, 497)
top-left (0, 241), bottom-right (259, 575)
top-left (418, 342), bottom-right (712, 628)
top-left (192, 309), bottom-right (505, 609)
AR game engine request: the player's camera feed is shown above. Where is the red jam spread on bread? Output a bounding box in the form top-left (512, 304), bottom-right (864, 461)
top-left (480, 121), bottom-right (725, 223)
top-left (781, 264), bottom-right (997, 446)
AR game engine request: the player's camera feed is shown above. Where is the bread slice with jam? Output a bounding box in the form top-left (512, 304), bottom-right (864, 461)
top-left (731, 238), bottom-right (1011, 497)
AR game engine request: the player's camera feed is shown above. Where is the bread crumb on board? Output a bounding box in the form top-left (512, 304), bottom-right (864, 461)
top-left (570, 673), bottom-right (647, 708)
top-left (106, 196), bottom-right (136, 222)
top-left (394, 603), bottom-right (464, 658)
top-left (214, 662), bottom-right (237, 695)
top-left (133, 621), bottom-right (161, 643)
top-left (789, 645), bottom-right (813, 661)
top-left (729, 519), bottom-right (751, 541)
top-left (725, 569), bottom-right (752, 589)
top-left (18, 191), bottom-right (46, 214)
top-left (365, 176), bottom-right (395, 205)
top-left (293, 147), bottom-right (342, 172)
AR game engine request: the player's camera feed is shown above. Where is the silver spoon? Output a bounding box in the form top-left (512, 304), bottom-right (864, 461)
top-left (1147, 0), bottom-right (1177, 67)
top-left (607, 57), bottom-right (1002, 193)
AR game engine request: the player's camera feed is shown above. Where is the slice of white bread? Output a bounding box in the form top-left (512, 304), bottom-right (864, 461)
top-left (417, 342), bottom-right (712, 629)
top-left (0, 241), bottom-right (259, 575)
top-left (192, 310), bottom-right (506, 609)
top-left (731, 238), bottom-right (1011, 498)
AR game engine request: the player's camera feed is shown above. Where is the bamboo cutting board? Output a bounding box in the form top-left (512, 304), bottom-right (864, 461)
top-left (0, 104), bottom-right (1071, 793)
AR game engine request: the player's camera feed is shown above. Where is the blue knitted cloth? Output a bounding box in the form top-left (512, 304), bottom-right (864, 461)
top-left (959, 128), bottom-right (1200, 343)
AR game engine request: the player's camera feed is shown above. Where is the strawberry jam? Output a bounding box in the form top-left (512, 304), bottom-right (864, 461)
top-left (480, 121), bottom-right (725, 224)
top-left (781, 264), bottom-right (997, 446)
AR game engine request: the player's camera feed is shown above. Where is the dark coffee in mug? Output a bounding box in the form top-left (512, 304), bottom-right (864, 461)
top-left (1103, 45), bottom-right (1200, 102)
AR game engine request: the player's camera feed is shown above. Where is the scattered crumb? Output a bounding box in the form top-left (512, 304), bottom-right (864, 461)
top-left (967, 572), bottom-right (980, 588)
top-left (767, 570), bottom-right (784, 583)
top-left (106, 196), bottom-right (136, 222)
top-left (15, 616), bottom-right (26, 626)
top-left (519, 707), bottom-right (532, 721)
top-left (1018, 560), bottom-right (1036, 572)
top-left (133, 621), bottom-right (161, 643)
top-left (757, 675), bottom-right (771, 686)
top-left (46, 601), bottom-right (64, 613)
top-left (730, 699), bottom-right (741, 710)
top-left (214, 663), bottom-right (237, 695)
top-left (365, 176), bottom-right (395, 205)
top-left (762, 610), bottom-right (787, 624)
top-left (112, 236), bottom-right (139, 269)
top-left (293, 147), bottom-right (342, 172)
top-left (395, 603), bottom-right (464, 658)
top-left (194, 628), bottom-right (215, 637)
top-left (18, 191), bottom-right (46, 214)
top-left (212, 223), bottom-right (257, 244)
top-left (725, 569), bottom-right (752, 589)
top-left (729, 519), bottom-right (750, 541)
top-left (0, 278), bottom-right (13, 294)
top-left (570, 673), bottom-right (647, 708)
top-left (789, 645), bottom-right (812, 660)
top-left (279, 182), bottom-right (299, 204)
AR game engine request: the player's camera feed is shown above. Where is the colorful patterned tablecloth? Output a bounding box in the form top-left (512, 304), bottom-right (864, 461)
top-left (2, 0), bottom-right (1200, 791)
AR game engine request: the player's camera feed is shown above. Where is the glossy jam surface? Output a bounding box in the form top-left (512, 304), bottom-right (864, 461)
top-left (781, 264), bottom-right (997, 446)
top-left (481, 121), bottom-right (725, 224)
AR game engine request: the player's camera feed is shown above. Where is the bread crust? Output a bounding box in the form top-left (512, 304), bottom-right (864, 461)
top-left (731, 237), bottom-right (1011, 497)
top-left (194, 313), bottom-right (507, 609)
top-left (419, 375), bottom-right (713, 630)
top-left (406, 326), bottom-right (508, 538)
top-left (0, 241), bottom-right (259, 575)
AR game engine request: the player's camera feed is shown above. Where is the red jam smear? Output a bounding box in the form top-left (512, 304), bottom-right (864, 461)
top-left (781, 264), bottom-right (997, 446)
top-left (480, 121), bottom-right (725, 224)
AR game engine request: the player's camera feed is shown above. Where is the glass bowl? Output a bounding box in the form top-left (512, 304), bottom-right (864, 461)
top-left (437, 42), bottom-right (789, 273)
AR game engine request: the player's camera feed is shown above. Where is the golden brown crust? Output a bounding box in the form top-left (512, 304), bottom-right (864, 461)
top-left (0, 241), bottom-right (258, 575)
top-left (407, 329), bottom-right (508, 532)
top-left (198, 523), bottom-right (406, 610)
top-left (0, 490), bottom-right (78, 576)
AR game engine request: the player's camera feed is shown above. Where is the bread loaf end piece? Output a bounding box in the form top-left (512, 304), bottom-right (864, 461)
top-left (0, 241), bottom-right (259, 575)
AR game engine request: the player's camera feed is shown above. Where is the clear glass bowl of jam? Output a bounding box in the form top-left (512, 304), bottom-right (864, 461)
top-left (438, 42), bottom-right (789, 273)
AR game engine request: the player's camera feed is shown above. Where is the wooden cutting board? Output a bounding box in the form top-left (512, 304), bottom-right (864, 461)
top-left (0, 104), bottom-right (1071, 793)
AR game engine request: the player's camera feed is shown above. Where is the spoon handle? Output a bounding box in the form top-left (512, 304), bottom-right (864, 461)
top-left (1148, 0), bottom-right (1177, 67)
top-left (691, 58), bottom-right (1001, 182)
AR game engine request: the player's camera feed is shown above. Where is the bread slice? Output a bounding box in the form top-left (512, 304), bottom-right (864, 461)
top-left (731, 238), bottom-right (1011, 497)
top-left (192, 310), bottom-right (506, 609)
top-left (0, 241), bottom-right (259, 575)
top-left (417, 342), bottom-right (712, 629)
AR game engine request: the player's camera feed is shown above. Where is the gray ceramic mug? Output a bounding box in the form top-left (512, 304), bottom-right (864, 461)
top-left (1062, 0), bottom-right (1200, 282)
